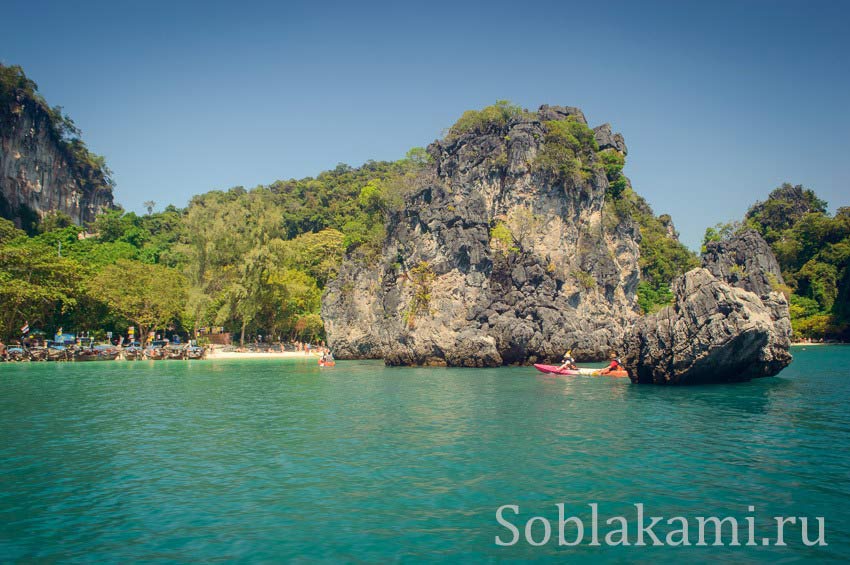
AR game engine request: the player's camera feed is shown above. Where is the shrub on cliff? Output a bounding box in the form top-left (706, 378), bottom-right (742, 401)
top-left (447, 100), bottom-right (530, 138)
top-left (533, 117), bottom-right (599, 183)
top-left (489, 222), bottom-right (518, 257)
top-left (604, 187), bottom-right (699, 313)
top-left (597, 149), bottom-right (627, 197)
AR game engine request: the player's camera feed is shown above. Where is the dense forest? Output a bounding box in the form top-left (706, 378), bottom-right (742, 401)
top-left (0, 156), bottom-right (422, 343)
top-left (705, 184), bottom-right (850, 340)
top-left (1, 67), bottom-right (845, 343)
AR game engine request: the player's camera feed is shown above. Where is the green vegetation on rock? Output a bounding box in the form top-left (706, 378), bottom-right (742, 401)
top-left (489, 221), bottom-right (518, 257)
top-left (710, 183), bottom-right (850, 339)
top-left (533, 117), bottom-right (599, 183)
top-left (597, 148), bottom-right (627, 197)
top-left (604, 186), bottom-right (699, 313)
top-left (448, 100), bottom-right (530, 139)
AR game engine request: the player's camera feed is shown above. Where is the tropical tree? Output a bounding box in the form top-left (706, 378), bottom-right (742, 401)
top-left (88, 259), bottom-right (187, 342)
top-left (0, 232), bottom-right (85, 339)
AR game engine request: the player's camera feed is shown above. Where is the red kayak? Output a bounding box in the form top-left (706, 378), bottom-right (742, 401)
top-left (533, 364), bottom-right (627, 377)
top-left (533, 364), bottom-right (581, 376)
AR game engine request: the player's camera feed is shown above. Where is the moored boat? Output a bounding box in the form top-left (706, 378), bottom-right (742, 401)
top-left (75, 345), bottom-right (120, 361)
top-left (6, 347), bottom-right (28, 362)
top-left (186, 346), bottom-right (205, 360)
top-left (165, 345), bottom-right (186, 360)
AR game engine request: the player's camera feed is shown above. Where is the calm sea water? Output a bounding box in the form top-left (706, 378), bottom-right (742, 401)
top-left (1, 346), bottom-right (848, 562)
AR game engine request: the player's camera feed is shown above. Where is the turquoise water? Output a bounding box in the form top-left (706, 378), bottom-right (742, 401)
top-left (1, 346), bottom-right (848, 562)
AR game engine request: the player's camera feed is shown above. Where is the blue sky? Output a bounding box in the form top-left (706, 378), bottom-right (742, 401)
top-left (3, 0), bottom-right (848, 249)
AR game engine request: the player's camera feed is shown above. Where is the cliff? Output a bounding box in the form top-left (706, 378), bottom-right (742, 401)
top-left (323, 104), bottom-right (649, 365)
top-left (0, 64), bottom-right (114, 229)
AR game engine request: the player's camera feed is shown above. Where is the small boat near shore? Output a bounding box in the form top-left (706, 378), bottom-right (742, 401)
top-left (75, 345), bottom-right (121, 362)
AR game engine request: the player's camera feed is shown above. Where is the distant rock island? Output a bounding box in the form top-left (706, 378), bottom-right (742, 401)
top-left (325, 104), bottom-right (673, 365)
top-left (323, 103), bottom-right (792, 381)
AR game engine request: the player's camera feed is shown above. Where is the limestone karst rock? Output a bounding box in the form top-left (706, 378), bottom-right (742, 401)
top-left (323, 105), bottom-right (640, 365)
top-left (623, 230), bottom-right (792, 384)
top-left (1, 68), bottom-right (113, 227)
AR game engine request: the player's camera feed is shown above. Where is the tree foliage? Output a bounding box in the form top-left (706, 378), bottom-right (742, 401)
top-left (604, 187), bottom-right (699, 313)
top-left (448, 100), bottom-right (530, 138)
top-left (712, 184), bottom-right (850, 339)
top-left (534, 117), bottom-right (599, 183)
top-left (0, 232), bottom-right (85, 338)
top-left (89, 260), bottom-right (188, 340)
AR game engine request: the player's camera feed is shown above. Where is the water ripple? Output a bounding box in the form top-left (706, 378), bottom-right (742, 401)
top-left (1, 348), bottom-right (849, 562)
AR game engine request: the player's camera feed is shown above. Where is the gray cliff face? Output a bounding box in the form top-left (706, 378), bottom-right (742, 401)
top-left (323, 105), bottom-right (640, 366)
top-left (1, 92), bottom-right (113, 226)
top-left (592, 123), bottom-right (628, 155)
top-left (623, 231), bottom-right (792, 385)
top-left (702, 229), bottom-right (784, 297)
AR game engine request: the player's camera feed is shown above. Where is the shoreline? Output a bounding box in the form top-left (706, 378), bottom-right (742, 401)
top-left (205, 350), bottom-right (321, 360)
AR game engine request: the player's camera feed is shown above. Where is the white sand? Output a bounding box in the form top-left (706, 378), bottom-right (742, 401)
top-left (205, 350), bottom-right (321, 360)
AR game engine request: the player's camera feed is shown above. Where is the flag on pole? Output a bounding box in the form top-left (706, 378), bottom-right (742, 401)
top-left (20, 322), bottom-right (29, 335)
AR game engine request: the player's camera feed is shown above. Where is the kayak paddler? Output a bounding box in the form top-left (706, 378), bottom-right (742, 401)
top-left (598, 354), bottom-right (624, 375)
top-left (558, 350), bottom-right (577, 371)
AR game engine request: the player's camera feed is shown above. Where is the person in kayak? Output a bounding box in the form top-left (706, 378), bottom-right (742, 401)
top-left (599, 355), bottom-right (624, 375)
top-left (557, 350), bottom-right (577, 371)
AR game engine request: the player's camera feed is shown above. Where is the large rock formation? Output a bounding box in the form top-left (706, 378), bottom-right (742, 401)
top-left (702, 229), bottom-right (785, 297)
top-left (1, 66), bottom-right (113, 227)
top-left (623, 231), bottom-right (792, 384)
top-left (323, 105), bottom-right (642, 365)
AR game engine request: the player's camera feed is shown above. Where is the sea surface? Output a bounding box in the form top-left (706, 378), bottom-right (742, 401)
top-left (1, 346), bottom-right (848, 563)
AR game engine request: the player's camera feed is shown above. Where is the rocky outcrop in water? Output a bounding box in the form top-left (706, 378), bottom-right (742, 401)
top-left (323, 105), bottom-right (642, 365)
top-left (1, 67), bottom-right (114, 227)
top-left (623, 231), bottom-right (792, 384)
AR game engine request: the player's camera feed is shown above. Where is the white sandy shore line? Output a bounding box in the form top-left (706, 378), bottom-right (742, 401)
top-left (205, 351), bottom-right (321, 360)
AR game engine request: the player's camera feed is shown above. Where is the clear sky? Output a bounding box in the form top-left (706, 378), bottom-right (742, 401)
top-left (2, 0), bottom-right (848, 249)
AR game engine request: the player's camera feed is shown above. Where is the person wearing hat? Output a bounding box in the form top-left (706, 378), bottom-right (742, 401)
top-left (557, 350), bottom-right (577, 371)
top-left (599, 354), bottom-right (624, 375)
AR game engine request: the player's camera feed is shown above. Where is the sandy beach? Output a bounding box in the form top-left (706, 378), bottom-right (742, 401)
top-left (204, 349), bottom-right (321, 360)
